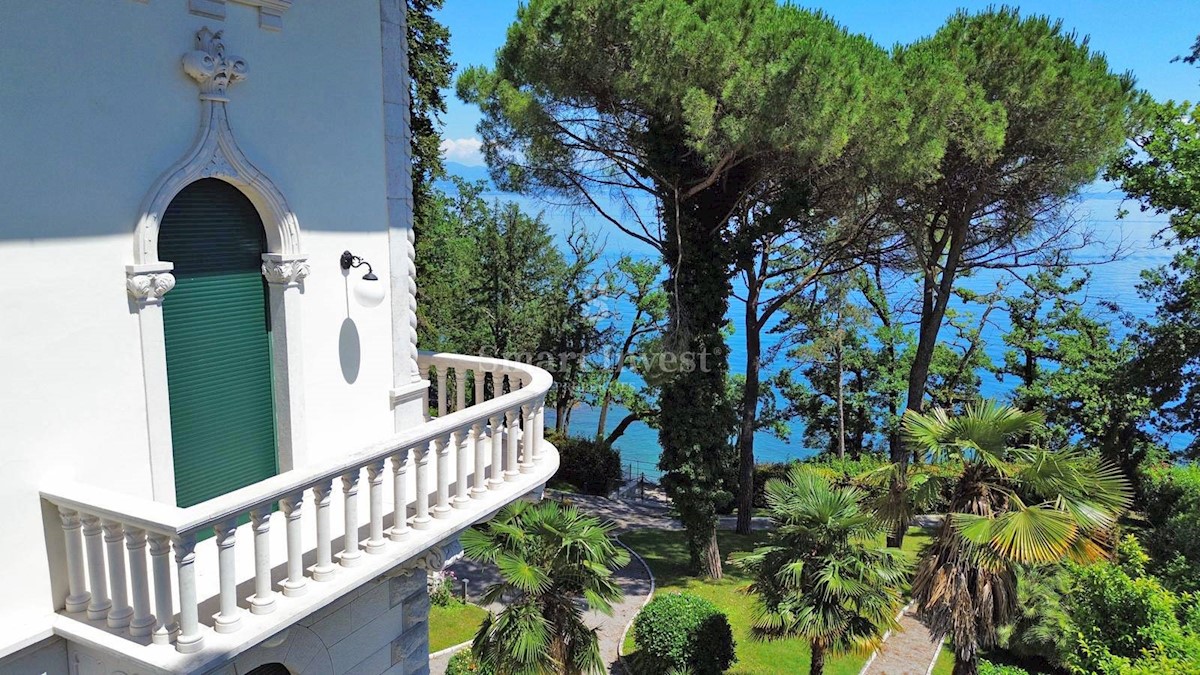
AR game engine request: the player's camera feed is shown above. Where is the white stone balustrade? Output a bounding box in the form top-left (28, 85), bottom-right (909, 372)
top-left (40, 353), bottom-right (556, 669)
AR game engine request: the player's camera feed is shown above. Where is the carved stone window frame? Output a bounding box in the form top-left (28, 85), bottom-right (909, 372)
top-left (127, 29), bottom-right (308, 504)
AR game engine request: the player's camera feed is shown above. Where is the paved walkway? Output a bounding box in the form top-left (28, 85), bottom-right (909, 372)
top-left (860, 605), bottom-right (944, 675)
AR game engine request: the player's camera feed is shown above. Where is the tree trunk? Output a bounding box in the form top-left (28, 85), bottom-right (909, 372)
top-left (736, 279), bottom-right (762, 535)
top-left (809, 643), bottom-right (826, 675)
top-left (952, 654), bottom-right (978, 675)
top-left (701, 527), bottom-right (723, 580)
top-left (595, 390), bottom-right (612, 442)
top-left (835, 337), bottom-right (846, 460)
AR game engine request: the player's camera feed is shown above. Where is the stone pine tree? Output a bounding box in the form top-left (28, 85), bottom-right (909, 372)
top-left (882, 7), bottom-right (1134, 546)
top-left (405, 0), bottom-right (452, 219)
top-left (458, 0), bottom-right (916, 578)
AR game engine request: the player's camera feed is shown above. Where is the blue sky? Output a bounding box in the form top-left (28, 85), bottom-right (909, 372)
top-left (435, 0), bottom-right (1200, 166)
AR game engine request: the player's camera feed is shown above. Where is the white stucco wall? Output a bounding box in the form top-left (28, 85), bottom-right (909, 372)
top-left (0, 0), bottom-right (405, 646)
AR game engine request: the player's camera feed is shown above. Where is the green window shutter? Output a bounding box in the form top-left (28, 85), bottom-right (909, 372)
top-left (160, 178), bottom-right (279, 508)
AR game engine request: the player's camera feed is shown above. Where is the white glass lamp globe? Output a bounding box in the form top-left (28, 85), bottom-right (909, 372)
top-left (354, 273), bottom-right (386, 308)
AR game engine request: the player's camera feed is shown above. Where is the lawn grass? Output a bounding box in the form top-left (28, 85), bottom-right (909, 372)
top-left (429, 601), bottom-right (488, 652)
top-left (620, 526), bottom-right (933, 675)
top-left (931, 644), bottom-right (954, 675)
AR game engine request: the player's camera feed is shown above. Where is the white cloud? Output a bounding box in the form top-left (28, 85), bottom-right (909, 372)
top-left (439, 137), bottom-right (485, 166)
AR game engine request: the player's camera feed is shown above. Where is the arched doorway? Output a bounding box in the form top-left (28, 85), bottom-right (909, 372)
top-left (159, 178), bottom-right (279, 507)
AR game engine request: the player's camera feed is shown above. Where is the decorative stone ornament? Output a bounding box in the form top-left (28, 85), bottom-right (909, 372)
top-left (126, 270), bottom-right (176, 304)
top-left (261, 255), bottom-right (310, 286)
top-left (183, 28), bottom-right (247, 101)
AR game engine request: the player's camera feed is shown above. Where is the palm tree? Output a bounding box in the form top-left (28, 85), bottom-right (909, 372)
top-left (460, 500), bottom-right (630, 675)
top-left (902, 401), bottom-right (1131, 675)
top-left (731, 466), bottom-right (909, 675)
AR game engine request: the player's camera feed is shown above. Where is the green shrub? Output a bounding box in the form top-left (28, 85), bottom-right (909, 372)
top-left (1141, 463), bottom-right (1200, 593)
top-left (549, 434), bottom-right (623, 496)
top-left (632, 592), bottom-right (736, 675)
top-left (752, 462), bottom-right (794, 508)
top-left (446, 650), bottom-right (491, 675)
top-left (977, 659), bottom-right (1030, 675)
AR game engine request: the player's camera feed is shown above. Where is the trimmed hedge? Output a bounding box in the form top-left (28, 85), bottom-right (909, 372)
top-left (632, 592), bottom-right (736, 675)
top-left (549, 434), bottom-right (623, 496)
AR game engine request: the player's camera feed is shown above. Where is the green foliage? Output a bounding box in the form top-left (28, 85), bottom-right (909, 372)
top-left (429, 569), bottom-right (457, 607)
top-left (462, 500), bottom-right (629, 675)
top-left (976, 661), bottom-right (1029, 675)
top-left (1141, 463), bottom-right (1200, 593)
top-left (548, 434), bottom-right (623, 496)
top-left (903, 401), bottom-right (1132, 673)
top-left (446, 650), bottom-right (492, 675)
top-left (731, 467), bottom-right (908, 674)
top-left (631, 592), bottom-right (736, 675)
top-left (405, 0), bottom-right (453, 219)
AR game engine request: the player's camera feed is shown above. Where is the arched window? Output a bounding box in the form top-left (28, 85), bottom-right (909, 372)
top-left (244, 664), bottom-right (291, 675)
top-left (159, 178), bottom-right (278, 507)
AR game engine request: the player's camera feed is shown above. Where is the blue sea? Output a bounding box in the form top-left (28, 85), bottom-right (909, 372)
top-left (441, 167), bottom-right (1182, 479)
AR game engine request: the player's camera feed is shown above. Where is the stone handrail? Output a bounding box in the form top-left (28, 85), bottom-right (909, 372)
top-left (40, 352), bottom-right (552, 657)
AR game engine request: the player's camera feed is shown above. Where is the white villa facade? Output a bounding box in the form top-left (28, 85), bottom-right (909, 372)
top-left (0, 2), bottom-right (556, 674)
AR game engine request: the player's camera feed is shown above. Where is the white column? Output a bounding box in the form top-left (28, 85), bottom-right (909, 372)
top-left (340, 471), bottom-right (363, 567)
top-left (454, 428), bottom-right (471, 507)
top-left (389, 450), bottom-right (410, 541)
top-left (366, 461), bottom-right (387, 553)
top-left (312, 480), bottom-right (336, 581)
top-left (489, 415), bottom-right (505, 487)
top-left (212, 519), bottom-right (242, 633)
top-left (101, 521), bottom-right (134, 629)
top-left (472, 421), bottom-right (488, 494)
top-left (413, 443), bottom-right (432, 529)
top-left (58, 508), bottom-right (90, 613)
top-left (434, 435), bottom-right (452, 516)
top-left (505, 410), bottom-right (520, 480)
top-left (474, 370), bottom-right (485, 407)
top-left (148, 533), bottom-right (177, 645)
top-left (249, 509), bottom-right (276, 614)
top-left (280, 494), bottom-right (307, 597)
top-left (520, 404), bottom-right (536, 473)
top-left (174, 535), bottom-right (203, 653)
top-left (124, 528), bottom-right (156, 637)
top-left (436, 366), bottom-right (447, 417)
top-left (455, 369), bottom-right (467, 412)
top-left (262, 255), bottom-right (310, 471)
top-left (81, 515), bottom-right (111, 620)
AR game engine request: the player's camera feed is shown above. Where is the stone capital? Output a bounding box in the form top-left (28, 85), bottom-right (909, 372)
top-left (126, 264), bottom-right (176, 305)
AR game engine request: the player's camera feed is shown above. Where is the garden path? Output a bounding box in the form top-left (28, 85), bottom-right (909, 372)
top-left (860, 604), bottom-right (944, 675)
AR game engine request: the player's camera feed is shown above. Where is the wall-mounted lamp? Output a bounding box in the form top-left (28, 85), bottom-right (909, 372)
top-left (340, 250), bottom-right (385, 308)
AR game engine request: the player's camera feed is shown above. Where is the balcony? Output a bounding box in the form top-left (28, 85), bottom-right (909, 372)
top-left (39, 352), bottom-right (557, 674)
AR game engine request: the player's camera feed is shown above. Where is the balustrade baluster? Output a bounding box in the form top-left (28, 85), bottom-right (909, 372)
top-left (212, 519), bottom-right (242, 633)
top-left (505, 410), bottom-right (520, 480)
top-left (148, 533), bottom-right (176, 645)
top-left (340, 471), bottom-right (363, 567)
top-left (173, 534), bottom-right (203, 652)
top-left (435, 434), bottom-right (452, 516)
top-left (101, 521), bottom-right (133, 628)
top-left (124, 527), bottom-right (155, 637)
top-left (489, 414), bottom-right (505, 487)
top-left (474, 370), bottom-right (485, 407)
top-left (534, 404), bottom-right (545, 462)
top-left (280, 494), bottom-right (307, 597)
top-left (472, 421), bottom-right (488, 495)
top-left (57, 508), bottom-right (90, 613)
top-left (436, 365), bottom-right (447, 417)
top-left (249, 509), bottom-right (276, 614)
top-left (81, 515), bottom-right (111, 620)
top-left (455, 369), bottom-right (467, 412)
top-left (454, 427), bottom-right (471, 507)
top-left (366, 461), bottom-right (387, 553)
top-left (520, 404), bottom-right (536, 473)
top-left (312, 479), bottom-right (336, 581)
top-left (389, 449), bottom-right (411, 540)
top-left (413, 442), bottom-right (433, 528)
